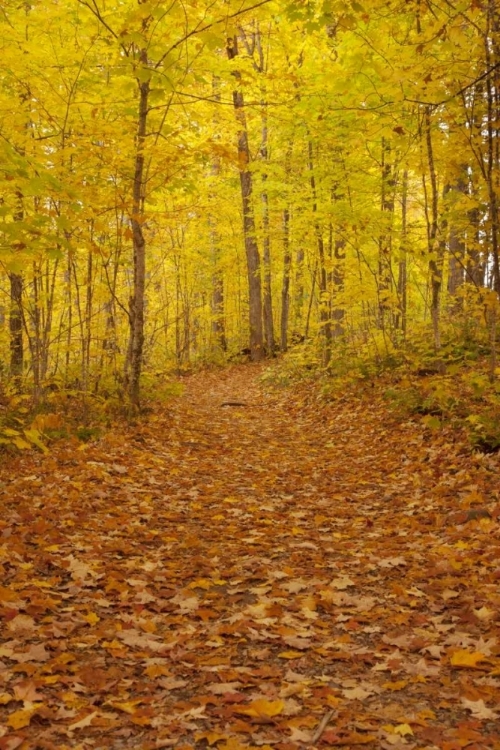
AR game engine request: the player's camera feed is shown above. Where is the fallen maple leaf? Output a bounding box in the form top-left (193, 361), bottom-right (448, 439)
top-left (208, 682), bottom-right (242, 694)
top-left (394, 723), bottom-right (413, 736)
top-left (382, 680), bottom-right (408, 691)
top-left (235, 699), bottom-right (284, 718)
top-left (473, 606), bottom-right (495, 621)
top-left (82, 611), bottom-right (100, 625)
top-left (278, 650), bottom-right (303, 659)
top-left (13, 681), bottom-right (44, 702)
top-left (7, 707), bottom-right (39, 729)
top-left (289, 726), bottom-right (313, 742)
top-left (450, 650), bottom-right (486, 668)
top-left (342, 686), bottom-right (373, 700)
top-left (461, 697), bottom-right (499, 719)
top-left (283, 636), bottom-right (311, 649)
top-left (68, 711), bottom-right (98, 730)
top-left (108, 699), bottom-right (143, 714)
top-left (7, 615), bottom-right (35, 635)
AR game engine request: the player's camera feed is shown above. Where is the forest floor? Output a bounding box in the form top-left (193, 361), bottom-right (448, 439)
top-left (1, 364), bottom-right (500, 750)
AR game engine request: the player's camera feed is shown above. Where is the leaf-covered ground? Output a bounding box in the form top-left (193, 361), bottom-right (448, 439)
top-left (1, 365), bottom-right (500, 750)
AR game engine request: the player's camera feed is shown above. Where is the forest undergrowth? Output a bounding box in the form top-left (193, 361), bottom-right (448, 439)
top-left (0, 362), bottom-right (499, 750)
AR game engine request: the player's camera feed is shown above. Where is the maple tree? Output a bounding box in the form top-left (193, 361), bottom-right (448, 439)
top-left (0, 0), bottom-right (498, 401)
top-left (1, 2), bottom-right (500, 744)
top-left (1, 366), bottom-right (500, 748)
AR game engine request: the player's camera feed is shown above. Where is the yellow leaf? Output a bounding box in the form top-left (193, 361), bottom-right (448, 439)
top-left (13, 437), bottom-right (32, 450)
top-left (278, 650), bottom-right (303, 659)
top-left (236, 699), bottom-right (284, 718)
top-left (450, 650), bottom-right (486, 668)
top-left (382, 680), bottom-right (407, 691)
top-left (109, 700), bottom-right (142, 714)
top-left (474, 606), bottom-right (495, 621)
top-left (144, 664), bottom-right (170, 678)
top-left (394, 723), bottom-right (414, 736)
top-left (326, 694), bottom-right (341, 707)
top-left (8, 707), bottom-right (37, 729)
top-left (188, 578), bottom-right (212, 590)
top-left (83, 612), bottom-right (100, 626)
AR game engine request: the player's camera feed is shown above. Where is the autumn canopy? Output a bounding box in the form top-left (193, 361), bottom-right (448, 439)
top-left (0, 0), bottom-right (498, 403)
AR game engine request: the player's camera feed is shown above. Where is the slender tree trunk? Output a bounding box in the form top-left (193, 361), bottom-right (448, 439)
top-left (261, 162), bottom-right (275, 354)
top-left (308, 140), bottom-right (332, 365)
top-left (396, 170), bottom-right (408, 336)
top-left (280, 206), bottom-right (291, 351)
top-left (9, 273), bottom-right (24, 386)
top-left (484, 2), bottom-right (500, 294)
top-left (378, 138), bottom-right (395, 330)
top-left (293, 247), bottom-right (305, 333)
top-left (126, 47), bottom-right (149, 405)
top-left (447, 170), bottom-right (467, 305)
top-left (208, 76), bottom-right (227, 353)
top-left (255, 28), bottom-right (275, 355)
top-left (227, 35), bottom-right (264, 360)
top-left (10, 187), bottom-right (24, 387)
top-left (424, 106), bottom-right (443, 351)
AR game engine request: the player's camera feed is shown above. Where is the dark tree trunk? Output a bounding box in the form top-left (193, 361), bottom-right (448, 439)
top-left (227, 35), bottom-right (264, 360)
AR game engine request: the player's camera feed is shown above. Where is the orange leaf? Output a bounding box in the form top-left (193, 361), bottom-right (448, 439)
top-left (7, 708), bottom-right (37, 729)
top-left (278, 650), bottom-right (303, 659)
top-left (450, 650), bottom-right (486, 669)
top-left (68, 711), bottom-right (98, 730)
top-left (235, 699), bottom-right (284, 718)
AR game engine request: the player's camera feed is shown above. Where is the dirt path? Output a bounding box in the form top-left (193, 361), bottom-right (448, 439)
top-left (1, 365), bottom-right (499, 749)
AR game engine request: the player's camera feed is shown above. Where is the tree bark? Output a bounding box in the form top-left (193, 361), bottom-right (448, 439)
top-left (447, 171), bottom-right (467, 305)
top-left (227, 35), bottom-right (264, 360)
top-left (280, 206), bottom-right (291, 351)
top-left (126, 47), bottom-right (149, 405)
top-left (423, 106), bottom-right (443, 351)
top-left (378, 138), bottom-right (395, 330)
top-left (308, 140), bottom-right (332, 365)
top-left (395, 170), bottom-right (408, 336)
top-left (9, 273), bottom-right (23, 386)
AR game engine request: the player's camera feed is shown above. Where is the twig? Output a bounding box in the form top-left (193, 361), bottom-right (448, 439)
top-left (220, 401), bottom-right (247, 407)
top-left (310, 709), bottom-right (336, 745)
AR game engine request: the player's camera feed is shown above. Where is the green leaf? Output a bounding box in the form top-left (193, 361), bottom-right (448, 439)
top-left (422, 415), bottom-right (441, 430)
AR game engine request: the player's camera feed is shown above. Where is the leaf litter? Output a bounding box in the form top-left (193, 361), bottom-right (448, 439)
top-left (0, 364), bottom-right (499, 749)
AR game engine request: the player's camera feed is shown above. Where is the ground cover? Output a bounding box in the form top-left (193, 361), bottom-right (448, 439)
top-left (0, 364), bottom-right (499, 750)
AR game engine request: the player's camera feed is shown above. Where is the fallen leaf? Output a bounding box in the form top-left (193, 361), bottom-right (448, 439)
top-left (450, 650), bottom-right (486, 669)
top-left (461, 698), bottom-right (499, 719)
top-left (235, 699), bottom-right (284, 718)
top-left (68, 711), bottom-right (98, 730)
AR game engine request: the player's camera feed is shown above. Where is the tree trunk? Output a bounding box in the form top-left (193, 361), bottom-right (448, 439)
top-left (395, 170), bottom-right (408, 336)
top-left (10, 192), bottom-right (24, 387)
top-left (484, 2), bottom-right (500, 294)
top-left (447, 171), bottom-right (467, 305)
top-left (227, 35), bottom-right (264, 360)
top-left (209, 77), bottom-right (227, 352)
top-left (424, 106), bottom-right (443, 351)
top-left (378, 138), bottom-right (395, 330)
top-left (308, 140), bottom-right (332, 365)
top-left (126, 48), bottom-right (149, 405)
top-left (9, 273), bottom-right (23, 386)
top-left (280, 206), bottom-right (291, 351)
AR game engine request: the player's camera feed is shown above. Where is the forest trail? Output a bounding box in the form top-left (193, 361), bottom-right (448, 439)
top-left (1, 365), bottom-right (500, 750)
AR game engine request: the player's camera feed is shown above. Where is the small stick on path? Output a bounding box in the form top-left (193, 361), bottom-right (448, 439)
top-left (220, 401), bottom-right (247, 407)
top-left (309, 709), bottom-right (336, 745)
